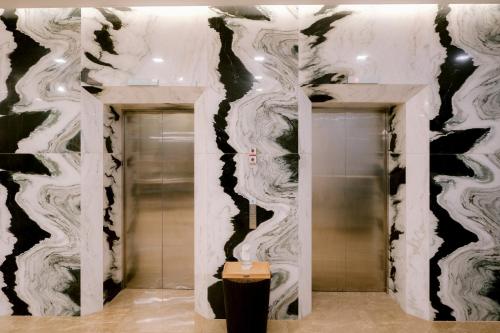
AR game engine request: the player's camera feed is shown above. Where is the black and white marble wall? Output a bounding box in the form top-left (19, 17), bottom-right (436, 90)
top-left (205, 6), bottom-right (300, 319)
top-left (102, 105), bottom-right (123, 304)
top-left (0, 3), bottom-right (498, 322)
top-left (0, 8), bottom-right (81, 153)
top-left (387, 105), bottom-right (406, 303)
top-left (429, 4), bottom-right (500, 321)
top-left (299, 4), bottom-right (500, 321)
top-left (0, 8), bottom-right (81, 316)
top-left (81, 7), bottom-right (209, 87)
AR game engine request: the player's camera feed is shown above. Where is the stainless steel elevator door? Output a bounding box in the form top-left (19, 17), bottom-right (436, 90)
top-left (124, 111), bottom-right (194, 289)
top-left (312, 109), bottom-right (387, 292)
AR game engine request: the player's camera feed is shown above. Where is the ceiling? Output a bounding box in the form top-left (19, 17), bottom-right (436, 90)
top-left (2, 0), bottom-right (496, 8)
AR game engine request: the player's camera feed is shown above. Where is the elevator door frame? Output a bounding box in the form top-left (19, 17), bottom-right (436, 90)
top-left (122, 109), bottom-right (195, 290)
top-left (311, 107), bottom-right (389, 292)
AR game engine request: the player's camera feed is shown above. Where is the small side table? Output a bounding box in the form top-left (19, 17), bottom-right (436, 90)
top-left (222, 261), bottom-right (271, 333)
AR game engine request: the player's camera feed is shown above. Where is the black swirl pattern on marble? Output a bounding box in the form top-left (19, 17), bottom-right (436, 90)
top-left (212, 6), bottom-right (270, 21)
top-left (431, 6), bottom-right (477, 136)
top-left (84, 51), bottom-right (115, 69)
top-left (66, 131), bottom-right (81, 152)
top-left (388, 160), bottom-right (405, 292)
top-left (103, 277), bottom-right (121, 304)
top-left (388, 107), bottom-right (398, 153)
top-left (431, 129), bottom-right (490, 154)
top-left (94, 25), bottom-right (117, 55)
top-left (300, 11), bottom-right (351, 89)
top-left (276, 118), bottom-right (298, 154)
top-left (430, 154), bottom-right (480, 320)
top-left (0, 10), bottom-right (51, 153)
top-left (430, 5), bottom-right (495, 320)
top-left (103, 154), bottom-right (122, 303)
top-left (207, 16), bottom-right (274, 319)
top-left (0, 155), bottom-right (52, 315)
top-left (387, 106), bottom-right (405, 294)
top-left (104, 106), bottom-right (120, 154)
top-left (287, 298), bottom-right (298, 316)
top-left (63, 268), bottom-right (81, 315)
top-left (81, 68), bottom-right (103, 86)
top-left (481, 267), bottom-right (500, 314)
top-left (82, 85), bottom-right (103, 95)
top-left (104, 155), bottom-right (122, 253)
top-left (97, 8), bottom-right (123, 30)
top-left (84, 8), bottom-right (123, 70)
top-left (308, 93), bottom-right (334, 103)
top-left (306, 73), bottom-right (347, 87)
top-left (301, 11), bottom-right (351, 48)
top-left (314, 6), bottom-right (338, 16)
top-left (93, 9), bottom-right (123, 56)
top-left (389, 165), bottom-right (406, 197)
top-left (389, 223), bottom-right (404, 292)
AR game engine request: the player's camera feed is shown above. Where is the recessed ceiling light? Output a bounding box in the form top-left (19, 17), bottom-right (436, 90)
top-left (54, 58), bottom-right (66, 64)
top-left (178, 76), bottom-right (184, 82)
top-left (56, 85), bottom-right (66, 93)
top-left (254, 56), bottom-right (265, 62)
top-left (356, 54), bottom-right (368, 61)
top-left (254, 75), bottom-right (263, 80)
top-left (256, 88), bottom-right (263, 92)
top-left (152, 57), bottom-right (164, 63)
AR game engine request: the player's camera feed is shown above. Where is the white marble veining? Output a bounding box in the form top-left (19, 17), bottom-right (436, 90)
top-left (81, 89), bottom-right (104, 154)
top-left (0, 183), bottom-right (14, 316)
top-left (299, 5), bottom-right (444, 86)
top-left (297, 151), bottom-right (311, 318)
top-left (6, 9), bottom-right (80, 153)
top-left (81, 7), bottom-right (209, 87)
top-left (405, 152), bottom-right (430, 319)
top-left (203, 6), bottom-right (300, 319)
top-left (433, 153), bottom-right (500, 320)
top-left (80, 152), bottom-right (103, 315)
top-left (233, 153), bottom-right (299, 319)
top-left (440, 4), bottom-right (500, 155)
top-left (102, 152), bottom-right (123, 298)
top-left (14, 153), bottom-right (80, 316)
top-left (0, 3), bottom-right (498, 322)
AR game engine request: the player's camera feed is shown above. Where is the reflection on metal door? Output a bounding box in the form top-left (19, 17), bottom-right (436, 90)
top-left (124, 111), bottom-right (194, 289)
top-left (312, 109), bottom-right (387, 291)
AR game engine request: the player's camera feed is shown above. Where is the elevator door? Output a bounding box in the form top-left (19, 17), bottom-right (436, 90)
top-left (124, 111), bottom-right (194, 289)
top-left (312, 109), bottom-right (387, 291)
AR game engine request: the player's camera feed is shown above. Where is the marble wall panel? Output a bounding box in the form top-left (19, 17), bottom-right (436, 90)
top-left (81, 7), bottom-right (209, 87)
top-left (0, 154), bottom-right (80, 316)
top-left (428, 4), bottom-right (500, 321)
top-left (0, 8), bottom-right (81, 154)
top-left (0, 3), bottom-right (498, 322)
top-left (299, 4), bottom-right (500, 321)
top-left (0, 8), bottom-right (81, 317)
top-left (204, 6), bottom-right (300, 319)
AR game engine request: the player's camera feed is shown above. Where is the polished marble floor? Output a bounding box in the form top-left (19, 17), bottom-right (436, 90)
top-left (0, 289), bottom-right (498, 332)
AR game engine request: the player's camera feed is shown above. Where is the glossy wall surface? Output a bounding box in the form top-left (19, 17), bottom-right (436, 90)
top-left (0, 4), bottom-right (498, 321)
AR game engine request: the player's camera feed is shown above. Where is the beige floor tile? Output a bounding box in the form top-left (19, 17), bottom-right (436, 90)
top-left (0, 290), bottom-right (499, 333)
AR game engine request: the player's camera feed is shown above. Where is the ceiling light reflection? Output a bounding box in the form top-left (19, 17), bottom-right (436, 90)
top-left (455, 54), bottom-right (470, 62)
